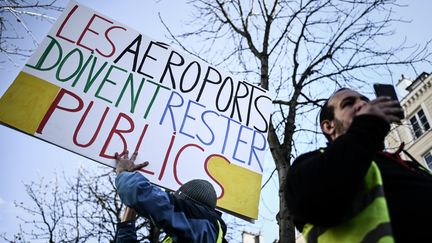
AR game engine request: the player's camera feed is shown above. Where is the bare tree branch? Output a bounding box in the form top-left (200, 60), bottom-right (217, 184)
top-left (160, 1), bottom-right (432, 242)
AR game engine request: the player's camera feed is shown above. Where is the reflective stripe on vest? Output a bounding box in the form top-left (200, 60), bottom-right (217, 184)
top-left (302, 160), bottom-right (395, 243)
top-left (161, 237), bottom-right (173, 243)
top-left (161, 220), bottom-right (223, 243)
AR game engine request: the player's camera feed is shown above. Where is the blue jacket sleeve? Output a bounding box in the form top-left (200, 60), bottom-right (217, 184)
top-left (115, 220), bottom-right (138, 243)
top-left (115, 172), bottom-right (219, 242)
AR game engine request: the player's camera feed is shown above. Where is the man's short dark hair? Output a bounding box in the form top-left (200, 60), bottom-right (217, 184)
top-left (319, 88), bottom-right (349, 141)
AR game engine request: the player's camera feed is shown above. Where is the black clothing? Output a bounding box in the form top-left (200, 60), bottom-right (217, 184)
top-left (287, 115), bottom-right (432, 242)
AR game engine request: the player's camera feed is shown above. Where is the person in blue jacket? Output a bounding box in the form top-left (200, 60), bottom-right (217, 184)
top-left (114, 150), bottom-right (227, 243)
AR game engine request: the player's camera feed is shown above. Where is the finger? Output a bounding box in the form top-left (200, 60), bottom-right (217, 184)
top-left (131, 151), bottom-right (138, 161)
top-left (388, 107), bottom-right (404, 119)
top-left (123, 150), bottom-right (129, 159)
top-left (375, 97), bottom-right (400, 107)
top-left (374, 100), bottom-right (401, 111)
top-left (115, 152), bottom-right (120, 161)
top-left (386, 114), bottom-right (402, 124)
top-left (380, 106), bottom-right (403, 115)
top-left (133, 161), bottom-right (149, 171)
top-left (380, 100), bottom-right (400, 107)
top-left (370, 96), bottom-right (392, 104)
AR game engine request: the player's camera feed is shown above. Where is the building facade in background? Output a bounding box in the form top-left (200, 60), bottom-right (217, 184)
top-left (242, 231), bottom-right (265, 243)
top-left (386, 72), bottom-right (432, 168)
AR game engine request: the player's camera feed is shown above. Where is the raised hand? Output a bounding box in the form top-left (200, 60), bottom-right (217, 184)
top-left (115, 150), bottom-right (149, 175)
top-left (357, 96), bottom-right (404, 124)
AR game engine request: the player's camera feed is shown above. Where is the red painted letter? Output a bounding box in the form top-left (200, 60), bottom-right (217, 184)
top-left (36, 88), bottom-right (84, 134)
top-left (56, 5), bottom-right (79, 44)
top-left (73, 101), bottom-right (109, 147)
top-left (99, 112), bottom-right (135, 159)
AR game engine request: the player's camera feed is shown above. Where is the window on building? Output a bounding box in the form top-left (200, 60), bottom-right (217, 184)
top-left (423, 151), bottom-right (432, 169)
top-left (410, 108), bottom-right (430, 139)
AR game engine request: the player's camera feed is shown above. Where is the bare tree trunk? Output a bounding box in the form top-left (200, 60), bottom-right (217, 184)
top-left (269, 114), bottom-right (297, 243)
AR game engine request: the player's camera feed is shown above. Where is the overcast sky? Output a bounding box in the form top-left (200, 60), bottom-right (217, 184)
top-left (0, 0), bottom-right (431, 242)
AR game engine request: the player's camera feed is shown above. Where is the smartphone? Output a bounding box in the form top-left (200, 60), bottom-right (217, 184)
top-left (373, 83), bottom-right (399, 101)
top-left (373, 83), bottom-right (404, 119)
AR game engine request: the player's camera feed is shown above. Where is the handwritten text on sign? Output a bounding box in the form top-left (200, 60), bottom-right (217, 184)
top-left (0, 1), bottom-right (272, 220)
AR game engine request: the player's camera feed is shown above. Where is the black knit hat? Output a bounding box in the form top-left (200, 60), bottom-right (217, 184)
top-left (175, 179), bottom-right (217, 208)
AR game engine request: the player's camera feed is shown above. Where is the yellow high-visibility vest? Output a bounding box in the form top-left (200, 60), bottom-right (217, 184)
top-left (302, 161), bottom-right (395, 243)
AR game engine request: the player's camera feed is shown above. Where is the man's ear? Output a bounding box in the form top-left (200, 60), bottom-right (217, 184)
top-left (321, 120), bottom-right (335, 138)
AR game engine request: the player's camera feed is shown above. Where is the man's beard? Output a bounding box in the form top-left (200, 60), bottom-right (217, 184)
top-left (333, 117), bottom-right (349, 137)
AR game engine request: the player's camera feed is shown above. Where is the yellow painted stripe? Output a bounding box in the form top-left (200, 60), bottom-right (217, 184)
top-left (0, 72), bottom-right (60, 134)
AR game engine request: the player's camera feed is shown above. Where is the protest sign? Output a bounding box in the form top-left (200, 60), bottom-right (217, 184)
top-left (0, 1), bottom-right (272, 220)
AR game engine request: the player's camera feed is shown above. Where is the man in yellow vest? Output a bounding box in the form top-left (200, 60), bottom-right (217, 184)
top-left (287, 88), bottom-right (432, 242)
top-left (114, 151), bottom-right (227, 242)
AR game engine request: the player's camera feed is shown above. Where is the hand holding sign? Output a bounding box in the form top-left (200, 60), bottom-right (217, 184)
top-left (0, 1), bottom-right (272, 220)
top-left (115, 150), bottom-right (149, 175)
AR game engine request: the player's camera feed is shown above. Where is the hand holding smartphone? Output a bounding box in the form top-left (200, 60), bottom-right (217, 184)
top-left (373, 83), bottom-right (404, 120)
